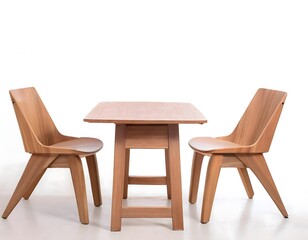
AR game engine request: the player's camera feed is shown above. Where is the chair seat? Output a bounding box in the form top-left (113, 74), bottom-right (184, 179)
top-left (189, 137), bottom-right (247, 154)
top-left (50, 137), bottom-right (103, 155)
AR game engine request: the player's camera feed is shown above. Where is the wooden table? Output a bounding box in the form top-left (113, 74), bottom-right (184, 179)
top-left (84, 102), bottom-right (206, 231)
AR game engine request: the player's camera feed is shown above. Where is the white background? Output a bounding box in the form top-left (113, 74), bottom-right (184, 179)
top-left (1, 1), bottom-right (308, 239)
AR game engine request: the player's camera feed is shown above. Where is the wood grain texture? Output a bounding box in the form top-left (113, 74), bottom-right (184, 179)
top-left (85, 101), bottom-right (206, 230)
top-left (68, 155), bottom-right (89, 224)
top-left (167, 124), bottom-right (184, 230)
top-left (237, 168), bottom-right (254, 199)
top-left (49, 155), bottom-right (70, 168)
top-left (125, 125), bottom-right (168, 149)
top-left (49, 138), bottom-right (103, 155)
top-left (188, 88), bottom-right (288, 223)
top-left (110, 124), bottom-right (185, 230)
top-left (2, 154), bottom-right (57, 218)
top-left (237, 154), bottom-right (288, 217)
top-left (122, 207), bottom-right (172, 218)
top-left (9, 87), bottom-right (103, 155)
top-left (123, 148), bottom-right (130, 199)
top-left (189, 88), bottom-right (287, 154)
top-left (123, 130), bottom-right (171, 200)
top-left (84, 102), bottom-right (207, 124)
top-left (86, 154), bottom-right (102, 207)
top-left (223, 89), bottom-right (287, 153)
top-left (4, 87), bottom-right (103, 224)
top-left (128, 176), bottom-right (167, 185)
top-left (221, 155), bottom-right (246, 168)
top-left (189, 152), bottom-right (204, 204)
top-left (23, 169), bottom-right (47, 200)
top-left (201, 155), bottom-right (223, 223)
top-left (9, 87), bottom-right (65, 153)
top-left (111, 124), bottom-right (126, 231)
top-left (165, 149), bottom-right (172, 200)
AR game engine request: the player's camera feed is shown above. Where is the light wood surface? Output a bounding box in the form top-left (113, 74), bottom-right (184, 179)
top-left (237, 154), bottom-right (288, 216)
top-left (2, 154), bottom-right (57, 219)
top-left (165, 149), bottom-right (172, 200)
top-left (84, 102), bottom-right (207, 124)
top-left (167, 124), bottom-right (184, 230)
top-left (189, 152), bottom-right (204, 204)
top-left (110, 124), bottom-right (185, 230)
top-left (125, 124), bottom-right (169, 148)
top-left (237, 167), bottom-right (254, 199)
top-left (122, 207), bottom-right (172, 218)
top-left (2, 87), bottom-right (103, 224)
top-left (201, 154), bottom-right (223, 223)
top-left (123, 148), bottom-right (130, 199)
top-left (188, 88), bottom-right (288, 223)
top-left (111, 124), bottom-right (126, 231)
top-left (128, 176), bottom-right (167, 185)
top-left (86, 154), bottom-right (102, 207)
top-left (85, 102), bottom-right (206, 231)
top-left (68, 155), bottom-right (89, 224)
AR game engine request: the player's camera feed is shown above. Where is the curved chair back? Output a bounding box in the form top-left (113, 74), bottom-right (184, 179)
top-left (223, 88), bottom-right (287, 152)
top-left (9, 87), bottom-right (63, 153)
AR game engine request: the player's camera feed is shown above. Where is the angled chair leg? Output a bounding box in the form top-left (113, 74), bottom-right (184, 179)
top-left (2, 154), bottom-right (57, 219)
top-left (238, 168), bottom-right (254, 199)
top-left (189, 152), bottom-right (205, 204)
top-left (165, 149), bottom-right (171, 199)
top-left (68, 155), bottom-right (89, 224)
top-left (201, 154), bottom-right (223, 223)
top-left (23, 170), bottom-right (46, 200)
top-left (123, 149), bottom-right (130, 199)
top-left (86, 154), bottom-right (102, 207)
top-left (237, 154), bottom-right (288, 217)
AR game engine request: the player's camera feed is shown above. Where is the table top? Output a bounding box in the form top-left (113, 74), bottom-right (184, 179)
top-left (84, 102), bottom-right (207, 124)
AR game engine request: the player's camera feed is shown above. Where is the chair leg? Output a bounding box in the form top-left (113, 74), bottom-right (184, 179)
top-left (86, 154), bottom-right (102, 207)
top-left (237, 154), bottom-right (288, 217)
top-left (68, 155), bottom-right (89, 224)
top-left (123, 149), bottom-right (130, 199)
top-left (2, 154), bottom-right (57, 219)
top-left (165, 149), bottom-right (171, 199)
top-left (238, 168), bottom-right (254, 199)
top-left (23, 170), bottom-right (46, 200)
top-left (201, 154), bottom-right (223, 223)
top-left (189, 152), bottom-right (205, 204)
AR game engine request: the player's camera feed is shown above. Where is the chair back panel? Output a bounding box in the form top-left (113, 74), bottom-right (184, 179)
top-left (10, 87), bottom-right (62, 153)
top-left (226, 88), bottom-right (287, 152)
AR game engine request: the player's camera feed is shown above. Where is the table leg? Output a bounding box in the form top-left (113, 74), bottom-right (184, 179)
top-left (123, 148), bottom-right (130, 199)
top-left (111, 124), bottom-right (126, 231)
top-left (167, 124), bottom-right (184, 230)
top-left (165, 149), bottom-right (172, 199)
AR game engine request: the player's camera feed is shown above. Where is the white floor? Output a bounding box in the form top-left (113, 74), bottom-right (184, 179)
top-left (1, 152), bottom-right (307, 240)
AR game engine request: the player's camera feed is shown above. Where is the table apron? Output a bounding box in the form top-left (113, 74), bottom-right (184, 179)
top-left (125, 124), bottom-right (169, 149)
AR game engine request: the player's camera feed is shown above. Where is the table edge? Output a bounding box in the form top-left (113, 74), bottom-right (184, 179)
top-left (84, 119), bottom-right (207, 124)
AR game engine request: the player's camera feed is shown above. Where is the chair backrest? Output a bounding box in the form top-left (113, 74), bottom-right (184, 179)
top-left (223, 88), bottom-right (287, 153)
top-left (10, 87), bottom-right (63, 153)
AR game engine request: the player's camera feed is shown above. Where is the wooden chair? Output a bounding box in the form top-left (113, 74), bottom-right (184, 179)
top-left (188, 88), bottom-right (288, 223)
top-left (2, 87), bottom-right (103, 224)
